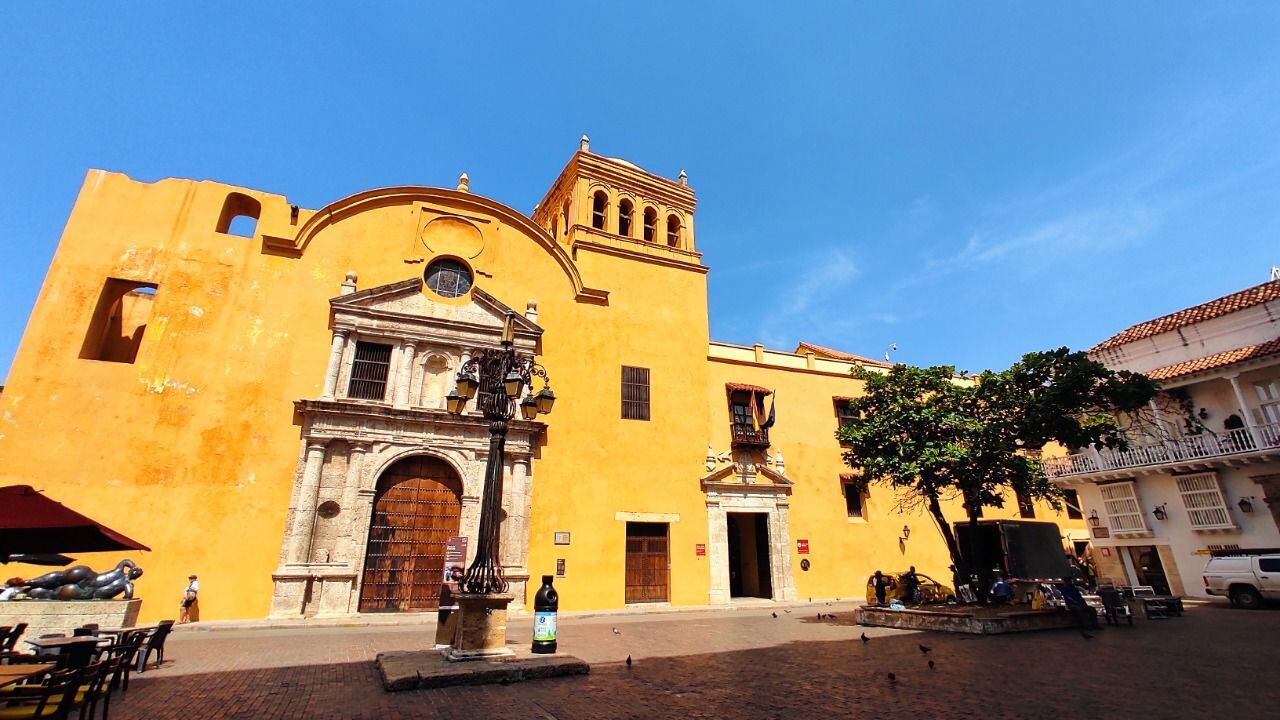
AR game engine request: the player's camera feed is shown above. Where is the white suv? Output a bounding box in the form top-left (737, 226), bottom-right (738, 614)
top-left (1202, 552), bottom-right (1280, 609)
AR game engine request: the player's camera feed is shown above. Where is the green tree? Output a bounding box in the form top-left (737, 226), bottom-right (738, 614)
top-left (838, 348), bottom-right (1157, 595)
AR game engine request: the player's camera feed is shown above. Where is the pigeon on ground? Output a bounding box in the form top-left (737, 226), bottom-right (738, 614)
top-left (771, 612), bottom-right (777, 618)
top-left (1081, 631), bottom-right (1094, 640)
top-left (612, 627), bottom-right (621, 635)
top-left (784, 609), bottom-right (792, 614)
top-left (887, 672), bottom-right (897, 684)
top-left (928, 660), bottom-right (935, 670)
top-left (861, 632), bottom-right (869, 643)
top-left (625, 655), bottom-right (632, 667)
top-left (918, 644), bottom-right (932, 654)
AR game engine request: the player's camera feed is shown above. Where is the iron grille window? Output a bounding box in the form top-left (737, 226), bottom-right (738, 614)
top-left (843, 482), bottom-right (865, 518)
top-left (424, 259), bottom-right (473, 298)
top-left (621, 366), bottom-right (650, 420)
top-left (348, 341), bottom-right (392, 400)
top-left (731, 401), bottom-right (753, 428)
top-left (834, 400), bottom-right (858, 430)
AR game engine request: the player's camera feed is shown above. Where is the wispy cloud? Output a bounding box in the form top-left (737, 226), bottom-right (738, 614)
top-left (754, 248), bottom-right (861, 348)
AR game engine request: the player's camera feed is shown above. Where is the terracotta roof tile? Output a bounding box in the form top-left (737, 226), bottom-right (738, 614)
top-left (795, 341), bottom-right (891, 367)
top-left (725, 383), bottom-right (773, 395)
top-left (1091, 280), bottom-right (1280, 351)
top-left (1145, 337), bottom-right (1280, 381)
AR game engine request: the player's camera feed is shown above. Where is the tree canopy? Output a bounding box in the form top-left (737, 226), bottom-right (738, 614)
top-left (838, 347), bottom-right (1158, 589)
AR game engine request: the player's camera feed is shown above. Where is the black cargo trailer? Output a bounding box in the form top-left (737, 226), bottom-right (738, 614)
top-left (954, 519), bottom-right (1071, 582)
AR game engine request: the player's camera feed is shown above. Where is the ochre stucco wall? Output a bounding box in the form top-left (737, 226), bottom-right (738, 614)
top-left (0, 157), bottom-right (1083, 622)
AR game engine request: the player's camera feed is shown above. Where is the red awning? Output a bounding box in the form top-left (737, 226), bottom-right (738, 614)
top-left (725, 383), bottom-right (773, 395)
top-left (0, 485), bottom-right (150, 561)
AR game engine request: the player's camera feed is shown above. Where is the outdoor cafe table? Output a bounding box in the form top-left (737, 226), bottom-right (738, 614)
top-left (23, 637), bottom-right (106, 668)
top-left (0, 663), bottom-right (56, 689)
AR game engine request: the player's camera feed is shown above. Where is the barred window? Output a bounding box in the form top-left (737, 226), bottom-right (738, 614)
top-left (618, 199), bottom-right (633, 236)
top-left (843, 481), bottom-right (866, 518)
top-left (642, 207), bottom-right (657, 241)
top-left (622, 366), bottom-right (650, 420)
top-left (424, 259), bottom-right (473, 298)
top-left (1175, 472), bottom-right (1235, 530)
top-left (1099, 481), bottom-right (1147, 532)
top-left (592, 191), bottom-right (608, 230)
top-left (348, 341), bottom-right (392, 400)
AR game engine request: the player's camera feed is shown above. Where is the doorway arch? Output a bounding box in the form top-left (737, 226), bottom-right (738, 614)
top-left (358, 455), bottom-right (462, 612)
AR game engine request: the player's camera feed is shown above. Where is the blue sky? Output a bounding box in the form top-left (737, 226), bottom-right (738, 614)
top-left (2, 3), bottom-right (1279, 380)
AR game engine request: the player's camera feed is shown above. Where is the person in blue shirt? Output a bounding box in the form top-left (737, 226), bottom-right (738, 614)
top-left (989, 574), bottom-right (1015, 604)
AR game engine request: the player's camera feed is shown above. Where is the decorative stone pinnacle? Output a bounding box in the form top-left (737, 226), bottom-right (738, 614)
top-left (678, 169), bottom-right (688, 186)
top-left (340, 271), bottom-right (358, 295)
top-left (457, 172), bottom-right (470, 193)
top-left (525, 300), bottom-right (539, 324)
top-left (580, 134), bottom-right (590, 152)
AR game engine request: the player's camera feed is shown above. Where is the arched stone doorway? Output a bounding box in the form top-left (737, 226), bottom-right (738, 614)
top-left (358, 455), bottom-right (462, 612)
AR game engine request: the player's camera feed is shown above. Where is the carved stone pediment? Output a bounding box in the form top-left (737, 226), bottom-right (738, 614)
top-left (331, 279), bottom-right (541, 351)
top-left (699, 463), bottom-right (794, 494)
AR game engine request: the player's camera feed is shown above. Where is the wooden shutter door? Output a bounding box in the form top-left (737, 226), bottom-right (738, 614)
top-left (625, 523), bottom-right (669, 603)
top-left (359, 457), bottom-right (462, 612)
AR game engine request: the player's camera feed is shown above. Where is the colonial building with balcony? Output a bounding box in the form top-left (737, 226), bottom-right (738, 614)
top-left (1044, 277), bottom-right (1280, 597)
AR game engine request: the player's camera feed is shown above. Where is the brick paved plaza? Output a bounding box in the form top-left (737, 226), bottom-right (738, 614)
top-left (112, 602), bottom-right (1277, 719)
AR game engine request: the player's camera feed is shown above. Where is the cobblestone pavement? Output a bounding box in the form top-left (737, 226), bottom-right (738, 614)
top-left (108, 601), bottom-right (1277, 719)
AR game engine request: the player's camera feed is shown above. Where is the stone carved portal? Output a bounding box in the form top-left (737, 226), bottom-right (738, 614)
top-left (269, 275), bottom-right (544, 619)
top-left (701, 458), bottom-right (798, 605)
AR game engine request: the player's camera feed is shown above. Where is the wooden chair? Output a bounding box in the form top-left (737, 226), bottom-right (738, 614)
top-left (2, 625), bottom-right (29, 654)
top-left (0, 667), bottom-right (85, 720)
top-left (104, 634), bottom-right (144, 694)
top-left (70, 658), bottom-right (117, 720)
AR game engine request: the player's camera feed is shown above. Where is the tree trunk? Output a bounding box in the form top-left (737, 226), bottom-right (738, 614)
top-left (926, 492), bottom-right (964, 580)
top-left (965, 496), bottom-right (985, 604)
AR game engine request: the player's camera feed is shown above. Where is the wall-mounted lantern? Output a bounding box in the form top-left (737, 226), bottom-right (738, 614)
top-left (899, 525), bottom-right (911, 543)
top-left (1152, 503), bottom-right (1169, 522)
top-left (1088, 510), bottom-right (1101, 527)
top-left (1238, 496), bottom-right (1256, 514)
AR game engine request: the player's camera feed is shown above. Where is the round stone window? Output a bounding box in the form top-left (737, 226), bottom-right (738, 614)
top-left (424, 258), bottom-right (473, 298)
top-left (317, 501), bottom-right (341, 519)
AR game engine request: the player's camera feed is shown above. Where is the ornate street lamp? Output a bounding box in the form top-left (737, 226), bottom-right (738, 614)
top-left (446, 310), bottom-right (554, 595)
top-left (1152, 503), bottom-right (1168, 522)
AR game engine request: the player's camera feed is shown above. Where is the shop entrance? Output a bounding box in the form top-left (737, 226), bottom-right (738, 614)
top-left (727, 513), bottom-right (773, 599)
top-left (1126, 545), bottom-right (1171, 595)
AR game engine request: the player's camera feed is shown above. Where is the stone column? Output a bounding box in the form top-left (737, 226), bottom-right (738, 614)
top-left (769, 501), bottom-right (798, 601)
top-left (394, 341), bottom-right (417, 408)
top-left (706, 500), bottom-right (730, 604)
top-left (335, 333), bottom-right (358, 399)
top-left (287, 440), bottom-right (329, 564)
top-left (335, 443), bottom-right (371, 564)
top-left (1228, 375), bottom-right (1264, 449)
top-left (320, 328), bottom-right (349, 400)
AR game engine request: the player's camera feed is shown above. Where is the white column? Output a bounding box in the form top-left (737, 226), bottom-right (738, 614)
top-left (287, 440), bottom-right (328, 564)
top-left (1228, 375), bottom-right (1264, 449)
top-left (393, 341), bottom-right (416, 408)
top-left (706, 500), bottom-right (730, 604)
top-left (320, 329), bottom-right (349, 400)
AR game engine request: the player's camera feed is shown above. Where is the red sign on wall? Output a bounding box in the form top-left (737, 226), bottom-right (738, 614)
top-left (695, 543), bottom-right (706, 556)
top-left (1100, 547), bottom-right (1112, 557)
top-left (796, 539), bottom-right (810, 554)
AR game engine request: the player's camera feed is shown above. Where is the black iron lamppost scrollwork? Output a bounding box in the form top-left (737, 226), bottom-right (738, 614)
top-left (445, 311), bottom-right (555, 595)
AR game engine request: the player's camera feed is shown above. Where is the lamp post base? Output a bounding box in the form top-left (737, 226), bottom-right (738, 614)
top-left (445, 593), bottom-right (515, 662)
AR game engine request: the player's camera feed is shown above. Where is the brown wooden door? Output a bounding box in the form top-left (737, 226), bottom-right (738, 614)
top-left (359, 456), bottom-right (462, 612)
top-left (624, 522), bottom-right (669, 603)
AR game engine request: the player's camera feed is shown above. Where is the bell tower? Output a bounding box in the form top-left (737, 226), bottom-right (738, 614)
top-left (533, 136), bottom-right (701, 269)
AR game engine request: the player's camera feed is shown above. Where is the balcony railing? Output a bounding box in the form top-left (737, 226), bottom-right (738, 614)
top-left (1042, 421), bottom-right (1280, 478)
top-left (731, 424), bottom-right (770, 447)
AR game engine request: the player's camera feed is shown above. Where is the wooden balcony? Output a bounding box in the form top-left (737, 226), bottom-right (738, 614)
top-left (731, 424), bottom-right (770, 447)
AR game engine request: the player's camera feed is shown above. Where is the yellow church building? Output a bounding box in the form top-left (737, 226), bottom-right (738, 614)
top-left (0, 138), bottom-right (1084, 622)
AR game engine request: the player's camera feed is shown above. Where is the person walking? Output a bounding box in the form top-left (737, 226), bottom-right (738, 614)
top-left (179, 574), bottom-right (199, 623)
top-left (871, 570), bottom-right (889, 607)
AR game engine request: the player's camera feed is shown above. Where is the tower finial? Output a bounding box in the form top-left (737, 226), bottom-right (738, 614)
top-left (456, 172), bottom-right (470, 193)
top-left (678, 169), bottom-right (688, 186)
top-left (580, 134), bottom-right (590, 152)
